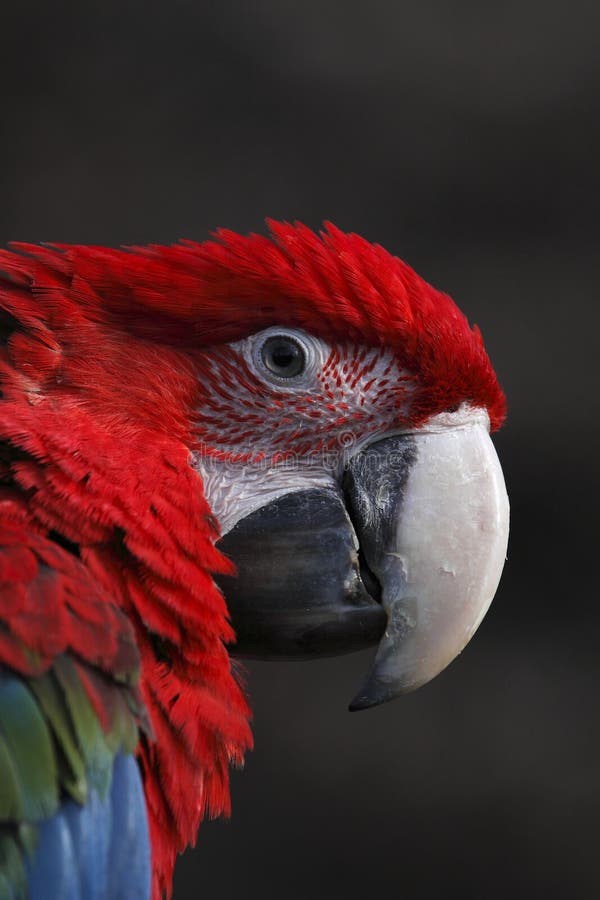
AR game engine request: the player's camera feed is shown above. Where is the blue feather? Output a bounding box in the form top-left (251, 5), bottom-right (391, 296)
top-left (25, 754), bottom-right (150, 900)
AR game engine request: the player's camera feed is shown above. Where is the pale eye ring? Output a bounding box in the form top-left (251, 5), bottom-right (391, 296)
top-left (260, 334), bottom-right (306, 379)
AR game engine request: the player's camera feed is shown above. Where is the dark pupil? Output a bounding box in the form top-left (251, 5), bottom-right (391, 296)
top-left (262, 337), bottom-right (305, 377)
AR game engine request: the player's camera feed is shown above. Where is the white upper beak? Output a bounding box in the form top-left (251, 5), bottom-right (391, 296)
top-left (349, 408), bottom-right (509, 708)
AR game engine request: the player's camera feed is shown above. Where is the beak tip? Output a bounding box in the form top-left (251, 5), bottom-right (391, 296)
top-left (348, 676), bottom-right (404, 712)
top-left (347, 697), bottom-right (370, 713)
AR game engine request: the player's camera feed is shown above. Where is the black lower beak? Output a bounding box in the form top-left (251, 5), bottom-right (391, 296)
top-left (215, 486), bottom-right (386, 658)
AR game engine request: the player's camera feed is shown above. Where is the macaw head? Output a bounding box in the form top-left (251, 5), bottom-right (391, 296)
top-left (184, 221), bottom-right (509, 708)
top-left (62, 218), bottom-right (506, 709)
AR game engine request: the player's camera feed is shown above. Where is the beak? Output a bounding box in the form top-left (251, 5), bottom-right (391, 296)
top-left (216, 409), bottom-right (509, 710)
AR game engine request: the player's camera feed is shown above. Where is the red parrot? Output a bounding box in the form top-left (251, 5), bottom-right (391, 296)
top-left (0, 221), bottom-right (509, 899)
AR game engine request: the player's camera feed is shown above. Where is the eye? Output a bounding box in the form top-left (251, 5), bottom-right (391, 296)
top-left (260, 335), bottom-right (306, 379)
top-left (243, 326), bottom-right (323, 387)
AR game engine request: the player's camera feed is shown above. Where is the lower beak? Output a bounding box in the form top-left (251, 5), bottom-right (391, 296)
top-left (216, 412), bottom-right (509, 710)
top-left (216, 486), bottom-right (387, 657)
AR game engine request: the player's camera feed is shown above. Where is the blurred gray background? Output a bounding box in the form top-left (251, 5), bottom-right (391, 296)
top-left (1, 2), bottom-right (598, 898)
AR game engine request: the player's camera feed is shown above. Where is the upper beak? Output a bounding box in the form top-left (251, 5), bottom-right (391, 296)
top-left (343, 411), bottom-right (509, 708)
top-left (216, 409), bottom-right (509, 710)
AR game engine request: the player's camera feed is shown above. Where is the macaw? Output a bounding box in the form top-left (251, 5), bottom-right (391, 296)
top-left (0, 221), bottom-right (509, 899)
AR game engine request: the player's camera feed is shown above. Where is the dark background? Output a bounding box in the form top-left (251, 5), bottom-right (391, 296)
top-left (1, 3), bottom-right (598, 898)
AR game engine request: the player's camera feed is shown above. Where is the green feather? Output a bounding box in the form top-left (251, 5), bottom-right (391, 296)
top-left (0, 829), bottom-right (28, 900)
top-left (0, 677), bottom-right (57, 822)
top-left (15, 826), bottom-right (35, 864)
top-left (52, 657), bottom-right (114, 799)
top-left (0, 871), bottom-right (17, 900)
top-left (27, 672), bottom-right (88, 805)
top-left (104, 689), bottom-right (138, 756)
top-left (0, 734), bottom-right (23, 821)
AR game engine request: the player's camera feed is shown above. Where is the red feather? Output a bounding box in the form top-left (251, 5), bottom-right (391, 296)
top-left (0, 502), bottom-right (138, 679)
